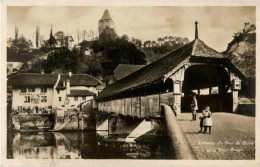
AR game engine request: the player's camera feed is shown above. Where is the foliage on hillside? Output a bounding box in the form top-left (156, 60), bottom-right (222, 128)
top-left (7, 27), bottom-right (190, 81)
top-left (142, 36), bottom-right (190, 63)
top-left (223, 23), bottom-right (256, 78)
top-left (90, 28), bottom-right (147, 66)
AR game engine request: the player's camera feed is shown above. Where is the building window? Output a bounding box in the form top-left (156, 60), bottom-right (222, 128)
top-left (21, 88), bottom-right (27, 93)
top-left (82, 96), bottom-right (86, 100)
top-left (24, 96), bottom-right (30, 103)
top-left (41, 87), bottom-right (47, 93)
top-left (28, 87), bottom-right (35, 92)
top-left (74, 96), bottom-right (78, 101)
top-left (59, 97), bottom-right (62, 101)
top-left (41, 96), bottom-right (47, 102)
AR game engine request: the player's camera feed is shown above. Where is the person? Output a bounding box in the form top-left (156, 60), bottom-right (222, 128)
top-left (198, 109), bottom-right (206, 132)
top-left (191, 94), bottom-right (198, 121)
top-left (203, 106), bottom-right (213, 134)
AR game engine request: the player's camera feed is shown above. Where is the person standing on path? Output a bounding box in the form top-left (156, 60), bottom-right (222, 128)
top-left (203, 106), bottom-right (213, 134)
top-left (191, 94), bottom-right (198, 121)
top-left (198, 109), bottom-right (206, 132)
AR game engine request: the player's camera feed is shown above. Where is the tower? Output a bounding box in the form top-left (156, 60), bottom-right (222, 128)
top-left (98, 10), bottom-right (115, 35)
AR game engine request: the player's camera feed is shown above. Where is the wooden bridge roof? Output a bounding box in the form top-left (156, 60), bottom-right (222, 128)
top-left (96, 39), bottom-right (238, 101)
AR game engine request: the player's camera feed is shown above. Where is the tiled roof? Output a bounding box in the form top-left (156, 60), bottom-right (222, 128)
top-left (8, 73), bottom-right (100, 87)
top-left (8, 73), bottom-right (58, 86)
top-left (100, 10), bottom-right (112, 20)
top-left (96, 39), bottom-right (224, 100)
top-left (61, 74), bottom-right (99, 86)
top-left (67, 90), bottom-right (96, 97)
top-left (113, 64), bottom-right (145, 80)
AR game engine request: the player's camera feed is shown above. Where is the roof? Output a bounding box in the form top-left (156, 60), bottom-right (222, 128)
top-left (113, 64), bottom-right (145, 80)
top-left (96, 39), bottom-right (224, 100)
top-left (100, 10), bottom-right (112, 20)
top-left (8, 73), bottom-right (58, 86)
top-left (8, 73), bottom-right (100, 87)
top-left (60, 74), bottom-right (100, 86)
top-left (67, 90), bottom-right (96, 97)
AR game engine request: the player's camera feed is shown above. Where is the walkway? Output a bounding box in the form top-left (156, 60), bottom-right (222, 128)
top-left (177, 112), bottom-right (255, 159)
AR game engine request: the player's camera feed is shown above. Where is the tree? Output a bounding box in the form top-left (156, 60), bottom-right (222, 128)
top-left (36, 25), bottom-right (40, 48)
top-left (54, 31), bottom-right (65, 47)
top-left (15, 26), bottom-right (18, 40)
top-left (82, 30), bottom-right (87, 41)
top-left (77, 29), bottom-right (81, 44)
top-left (48, 28), bottom-right (56, 48)
top-left (8, 35), bottom-right (33, 53)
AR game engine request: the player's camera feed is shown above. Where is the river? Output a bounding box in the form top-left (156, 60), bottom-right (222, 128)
top-left (7, 131), bottom-right (172, 159)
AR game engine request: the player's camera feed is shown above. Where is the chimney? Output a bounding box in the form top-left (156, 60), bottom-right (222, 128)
top-left (66, 79), bottom-right (70, 94)
top-left (68, 70), bottom-right (72, 77)
top-left (195, 21), bottom-right (198, 39)
top-left (41, 70), bottom-right (44, 74)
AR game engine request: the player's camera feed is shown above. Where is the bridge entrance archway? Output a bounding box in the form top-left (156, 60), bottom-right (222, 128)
top-left (181, 65), bottom-right (232, 113)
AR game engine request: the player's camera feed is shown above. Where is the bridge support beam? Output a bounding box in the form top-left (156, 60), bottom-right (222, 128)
top-left (125, 119), bottom-right (154, 143)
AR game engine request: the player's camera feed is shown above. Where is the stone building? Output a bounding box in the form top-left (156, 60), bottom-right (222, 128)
top-left (98, 10), bottom-right (115, 35)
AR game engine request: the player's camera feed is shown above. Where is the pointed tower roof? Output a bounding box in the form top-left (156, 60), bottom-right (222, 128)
top-left (100, 10), bottom-right (112, 20)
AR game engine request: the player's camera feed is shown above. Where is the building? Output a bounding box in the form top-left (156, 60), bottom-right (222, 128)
top-left (96, 22), bottom-right (248, 118)
top-left (7, 61), bottom-right (23, 75)
top-left (8, 72), bottom-right (100, 115)
top-left (98, 10), bottom-right (115, 35)
top-left (54, 31), bottom-right (74, 50)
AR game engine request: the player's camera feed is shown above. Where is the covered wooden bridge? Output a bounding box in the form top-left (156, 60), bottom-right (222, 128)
top-left (95, 22), bottom-right (247, 118)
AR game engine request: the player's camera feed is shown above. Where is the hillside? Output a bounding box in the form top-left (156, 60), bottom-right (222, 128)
top-left (223, 23), bottom-right (256, 78)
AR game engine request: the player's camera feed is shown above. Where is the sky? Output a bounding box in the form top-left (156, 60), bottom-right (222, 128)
top-left (7, 6), bottom-right (255, 51)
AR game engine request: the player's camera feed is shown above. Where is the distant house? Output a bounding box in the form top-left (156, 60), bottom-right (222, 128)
top-left (113, 64), bottom-right (145, 80)
top-left (7, 61), bottom-right (23, 75)
top-left (54, 31), bottom-right (74, 50)
top-left (8, 72), bottom-right (100, 115)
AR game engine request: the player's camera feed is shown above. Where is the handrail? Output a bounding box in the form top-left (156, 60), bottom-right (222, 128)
top-left (161, 104), bottom-right (197, 159)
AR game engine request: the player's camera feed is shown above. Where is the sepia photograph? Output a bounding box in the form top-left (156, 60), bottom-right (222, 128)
top-left (1, 1), bottom-right (259, 166)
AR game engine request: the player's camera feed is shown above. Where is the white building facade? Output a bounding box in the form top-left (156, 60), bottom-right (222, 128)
top-left (8, 72), bottom-right (100, 115)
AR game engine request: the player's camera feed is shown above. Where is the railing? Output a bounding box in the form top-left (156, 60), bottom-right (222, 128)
top-left (98, 92), bottom-right (174, 118)
top-left (161, 104), bottom-right (197, 159)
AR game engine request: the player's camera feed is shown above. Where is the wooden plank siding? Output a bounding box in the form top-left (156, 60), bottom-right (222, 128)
top-left (98, 92), bottom-right (174, 118)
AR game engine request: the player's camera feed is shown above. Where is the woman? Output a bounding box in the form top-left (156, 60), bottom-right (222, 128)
top-left (191, 95), bottom-right (198, 121)
top-left (203, 106), bottom-right (213, 134)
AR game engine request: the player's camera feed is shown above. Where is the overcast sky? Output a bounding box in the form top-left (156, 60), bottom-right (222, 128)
top-left (7, 6), bottom-right (255, 51)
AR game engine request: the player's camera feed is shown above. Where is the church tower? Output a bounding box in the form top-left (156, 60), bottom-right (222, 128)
top-left (98, 10), bottom-right (115, 35)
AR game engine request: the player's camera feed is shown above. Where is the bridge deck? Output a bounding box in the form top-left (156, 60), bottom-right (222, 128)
top-left (177, 112), bottom-right (255, 159)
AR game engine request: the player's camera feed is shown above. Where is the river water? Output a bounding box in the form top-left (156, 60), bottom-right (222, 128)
top-left (7, 131), bottom-right (172, 159)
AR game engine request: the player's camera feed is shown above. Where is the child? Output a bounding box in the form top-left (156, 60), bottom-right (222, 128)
top-left (203, 106), bottom-right (213, 134)
top-left (198, 109), bottom-right (206, 132)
